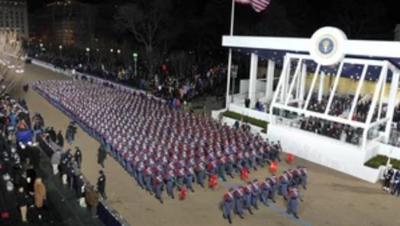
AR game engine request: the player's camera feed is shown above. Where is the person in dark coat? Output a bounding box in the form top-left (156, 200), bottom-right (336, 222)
top-left (75, 175), bottom-right (85, 197)
top-left (97, 170), bottom-right (106, 199)
top-left (30, 143), bottom-right (41, 170)
top-left (97, 145), bottom-right (107, 168)
top-left (48, 127), bottom-right (57, 143)
top-left (16, 187), bottom-right (29, 223)
top-left (74, 147), bottom-right (82, 169)
top-left (56, 131), bottom-right (64, 147)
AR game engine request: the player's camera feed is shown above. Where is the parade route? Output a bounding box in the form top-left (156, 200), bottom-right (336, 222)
top-left (7, 63), bottom-right (400, 226)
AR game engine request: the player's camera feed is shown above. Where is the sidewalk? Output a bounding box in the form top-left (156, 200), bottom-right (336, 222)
top-left (30, 144), bottom-right (104, 226)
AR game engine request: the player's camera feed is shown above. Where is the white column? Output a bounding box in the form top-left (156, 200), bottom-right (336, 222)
top-left (225, 49), bottom-right (233, 109)
top-left (281, 56), bottom-right (291, 103)
top-left (299, 63), bottom-right (307, 107)
top-left (384, 71), bottom-right (399, 143)
top-left (318, 71), bottom-right (325, 102)
top-left (248, 53), bottom-right (259, 108)
top-left (265, 60), bottom-right (275, 102)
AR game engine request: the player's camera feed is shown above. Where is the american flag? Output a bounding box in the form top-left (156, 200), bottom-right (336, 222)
top-left (235, 0), bottom-right (271, 13)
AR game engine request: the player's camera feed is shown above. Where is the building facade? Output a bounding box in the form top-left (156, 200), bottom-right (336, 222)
top-left (30, 0), bottom-right (96, 46)
top-left (0, 0), bottom-right (28, 38)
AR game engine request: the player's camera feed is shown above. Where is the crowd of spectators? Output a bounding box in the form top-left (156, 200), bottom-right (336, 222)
top-left (0, 95), bottom-right (46, 224)
top-left (0, 92), bottom-right (106, 225)
top-left (27, 47), bottom-right (227, 107)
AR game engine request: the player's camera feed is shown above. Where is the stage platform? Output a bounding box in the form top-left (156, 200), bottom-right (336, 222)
top-left (215, 99), bottom-right (400, 183)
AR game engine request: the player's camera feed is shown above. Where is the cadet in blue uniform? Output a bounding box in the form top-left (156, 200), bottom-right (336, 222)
top-left (267, 176), bottom-right (277, 203)
top-left (299, 167), bottom-right (308, 190)
top-left (165, 170), bottom-right (176, 199)
top-left (136, 162), bottom-right (145, 189)
top-left (259, 180), bottom-right (271, 206)
top-left (250, 180), bottom-right (259, 209)
top-left (217, 156), bottom-right (227, 182)
top-left (144, 166), bottom-right (153, 194)
top-left (233, 188), bottom-right (244, 218)
top-left (287, 187), bottom-right (300, 219)
top-left (195, 162), bottom-right (206, 187)
top-left (153, 175), bottom-right (164, 204)
top-left (222, 190), bottom-right (234, 224)
top-left (279, 173), bottom-right (289, 200)
top-left (226, 155), bottom-right (235, 178)
top-left (185, 167), bottom-right (195, 192)
top-left (242, 185), bottom-right (254, 215)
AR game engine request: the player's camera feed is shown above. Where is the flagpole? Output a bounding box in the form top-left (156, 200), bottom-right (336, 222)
top-left (225, 0), bottom-right (235, 109)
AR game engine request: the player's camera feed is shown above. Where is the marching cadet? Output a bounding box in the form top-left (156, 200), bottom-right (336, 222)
top-left (287, 187), bottom-right (300, 219)
top-left (267, 176), bottom-right (277, 203)
top-left (185, 167), bottom-right (195, 192)
top-left (249, 150), bottom-right (258, 171)
top-left (279, 172), bottom-right (289, 200)
top-left (217, 155), bottom-right (227, 182)
top-left (259, 180), bottom-right (271, 206)
top-left (226, 154), bottom-right (235, 178)
top-left (290, 168), bottom-right (301, 187)
top-left (207, 160), bottom-right (218, 176)
top-left (222, 190), bottom-right (234, 224)
top-left (195, 162), bottom-right (206, 188)
top-left (136, 162), bottom-right (145, 189)
top-left (233, 187), bottom-right (244, 219)
top-left (165, 170), bottom-right (176, 199)
top-left (153, 174), bottom-right (164, 204)
top-left (299, 166), bottom-right (308, 190)
top-left (144, 166), bottom-right (153, 194)
top-left (176, 168), bottom-right (186, 187)
top-left (250, 179), bottom-right (260, 210)
top-left (242, 185), bottom-right (254, 215)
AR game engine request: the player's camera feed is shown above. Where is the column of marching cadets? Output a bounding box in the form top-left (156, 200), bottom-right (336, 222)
top-left (222, 167), bottom-right (308, 224)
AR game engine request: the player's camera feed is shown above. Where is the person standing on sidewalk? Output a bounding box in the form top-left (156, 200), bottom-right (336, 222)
top-left (16, 187), bottom-right (29, 223)
top-left (97, 170), bottom-right (106, 199)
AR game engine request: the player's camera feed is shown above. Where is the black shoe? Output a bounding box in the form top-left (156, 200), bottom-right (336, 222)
top-left (239, 214), bottom-right (244, 219)
top-left (228, 216), bottom-right (232, 224)
top-left (294, 214), bottom-right (299, 219)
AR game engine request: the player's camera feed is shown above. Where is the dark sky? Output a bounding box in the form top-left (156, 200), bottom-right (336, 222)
top-left (27, 0), bottom-right (400, 40)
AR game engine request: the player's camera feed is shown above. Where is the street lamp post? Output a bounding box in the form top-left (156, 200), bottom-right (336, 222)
top-left (59, 45), bottom-right (63, 58)
top-left (133, 52), bottom-right (138, 77)
top-left (86, 47), bottom-right (90, 64)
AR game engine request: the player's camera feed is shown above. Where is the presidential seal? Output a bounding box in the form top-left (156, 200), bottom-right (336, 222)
top-left (310, 27), bottom-right (347, 66)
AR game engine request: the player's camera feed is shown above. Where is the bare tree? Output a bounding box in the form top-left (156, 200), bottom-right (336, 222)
top-left (115, 0), bottom-right (174, 77)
